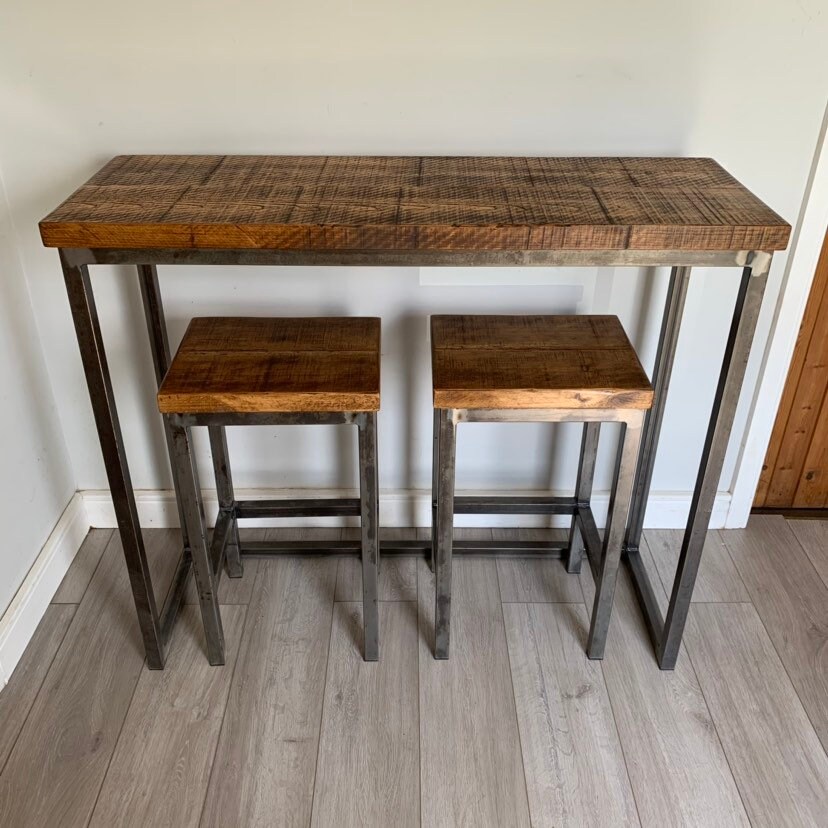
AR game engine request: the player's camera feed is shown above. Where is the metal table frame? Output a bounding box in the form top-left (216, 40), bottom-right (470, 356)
top-left (57, 245), bottom-right (772, 670)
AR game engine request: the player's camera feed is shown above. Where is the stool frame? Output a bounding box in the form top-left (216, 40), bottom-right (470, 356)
top-left (432, 406), bottom-right (645, 660)
top-left (166, 410), bottom-right (380, 664)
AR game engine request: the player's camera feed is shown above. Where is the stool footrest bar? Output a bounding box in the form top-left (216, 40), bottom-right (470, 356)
top-left (454, 496), bottom-right (577, 515)
top-left (235, 498), bottom-right (362, 519)
top-left (239, 537), bottom-right (568, 558)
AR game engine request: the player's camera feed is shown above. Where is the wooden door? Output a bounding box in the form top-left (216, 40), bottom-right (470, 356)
top-left (755, 229), bottom-right (828, 509)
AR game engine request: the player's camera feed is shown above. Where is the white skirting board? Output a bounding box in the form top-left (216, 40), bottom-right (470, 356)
top-left (81, 487), bottom-right (731, 531)
top-left (0, 486), bottom-right (730, 690)
top-left (0, 493), bottom-right (89, 688)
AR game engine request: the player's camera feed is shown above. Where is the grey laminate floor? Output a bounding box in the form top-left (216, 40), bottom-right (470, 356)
top-left (0, 516), bottom-right (826, 827)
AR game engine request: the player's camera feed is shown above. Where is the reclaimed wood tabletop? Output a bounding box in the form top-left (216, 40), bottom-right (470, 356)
top-left (40, 155), bottom-right (790, 252)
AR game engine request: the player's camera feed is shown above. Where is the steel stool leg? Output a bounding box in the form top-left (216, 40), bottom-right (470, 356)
top-left (435, 408), bottom-right (457, 659)
top-left (358, 412), bottom-right (380, 661)
top-left (169, 419), bottom-right (225, 665)
top-left (209, 425), bottom-right (242, 579)
top-left (567, 422), bottom-right (600, 574)
top-left (429, 408), bottom-right (440, 573)
top-left (587, 412), bottom-right (645, 659)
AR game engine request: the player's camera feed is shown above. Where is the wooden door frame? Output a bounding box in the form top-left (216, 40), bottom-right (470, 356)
top-left (728, 100), bottom-right (828, 526)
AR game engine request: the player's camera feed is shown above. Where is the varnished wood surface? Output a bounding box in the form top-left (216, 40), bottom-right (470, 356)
top-left (200, 554), bottom-right (338, 827)
top-left (157, 316), bottom-right (381, 413)
top-left (39, 155), bottom-right (791, 252)
top-left (431, 315), bottom-right (653, 409)
top-left (418, 555), bottom-right (532, 826)
top-left (579, 544), bottom-right (751, 827)
top-left (504, 602), bottom-right (640, 826)
top-left (756, 230), bottom-right (828, 508)
top-left (492, 528), bottom-right (583, 603)
top-left (51, 528), bottom-right (112, 604)
top-left (312, 602), bottom-right (420, 826)
top-left (2, 520), bottom-right (827, 826)
top-left (0, 530), bottom-right (179, 827)
top-left (0, 605), bottom-right (75, 772)
top-left (644, 529), bottom-right (750, 603)
top-left (720, 516), bottom-right (828, 751)
top-left (687, 603), bottom-right (828, 828)
top-left (88, 605), bottom-right (246, 828)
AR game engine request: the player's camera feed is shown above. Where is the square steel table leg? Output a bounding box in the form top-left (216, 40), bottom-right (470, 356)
top-left (61, 252), bottom-right (165, 668)
top-left (657, 259), bottom-right (770, 667)
top-left (621, 256), bottom-right (772, 669)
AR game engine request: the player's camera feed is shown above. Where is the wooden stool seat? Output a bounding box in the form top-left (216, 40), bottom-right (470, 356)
top-left (431, 315), bottom-right (653, 410)
top-left (158, 317), bottom-right (381, 414)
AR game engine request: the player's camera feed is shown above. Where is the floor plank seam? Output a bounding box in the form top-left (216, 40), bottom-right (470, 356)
top-left (785, 518), bottom-right (828, 591)
top-left (307, 570), bottom-right (338, 827)
top-left (50, 529), bottom-right (113, 607)
top-left (495, 564), bottom-right (534, 823)
top-left (598, 659), bottom-right (645, 828)
top-left (0, 606), bottom-right (77, 779)
top-left (575, 567), bottom-right (646, 827)
top-left (197, 604), bottom-right (252, 827)
top-left (681, 627), bottom-right (755, 825)
top-left (86, 656), bottom-right (145, 827)
top-left (717, 528), bottom-right (828, 754)
top-left (784, 519), bottom-right (828, 590)
top-left (500, 600), bottom-right (587, 605)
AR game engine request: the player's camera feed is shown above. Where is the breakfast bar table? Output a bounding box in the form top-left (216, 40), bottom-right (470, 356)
top-left (39, 155), bottom-right (790, 670)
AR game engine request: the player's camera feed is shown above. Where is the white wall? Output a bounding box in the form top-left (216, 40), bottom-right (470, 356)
top-left (0, 166), bottom-right (75, 617)
top-left (1, 2), bottom-right (826, 527)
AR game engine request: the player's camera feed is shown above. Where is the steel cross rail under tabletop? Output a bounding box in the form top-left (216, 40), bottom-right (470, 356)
top-left (41, 155), bottom-right (790, 670)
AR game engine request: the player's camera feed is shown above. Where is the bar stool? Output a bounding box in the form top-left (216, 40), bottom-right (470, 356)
top-left (157, 316), bottom-right (381, 664)
top-left (430, 315), bottom-right (653, 660)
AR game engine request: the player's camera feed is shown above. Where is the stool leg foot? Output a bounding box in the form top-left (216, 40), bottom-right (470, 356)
top-left (170, 420), bottom-right (225, 666)
top-left (567, 422), bottom-right (600, 574)
top-left (359, 413), bottom-right (380, 662)
top-left (587, 414), bottom-right (644, 659)
top-left (435, 409), bottom-right (456, 660)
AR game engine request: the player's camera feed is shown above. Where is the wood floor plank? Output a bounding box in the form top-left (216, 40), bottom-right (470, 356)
top-left (579, 558), bottom-right (750, 827)
top-left (687, 603), bottom-right (828, 827)
top-left (644, 529), bottom-right (750, 603)
top-left (89, 605), bottom-right (246, 828)
top-left (418, 557), bottom-right (531, 827)
top-left (0, 530), bottom-right (180, 828)
top-left (336, 528), bottom-right (418, 602)
top-left (52, 529), bottom-right (113, 604)
top-left (0, 604), bottom-right (76, 772)
top-left (312, 601), bottom-right (419, 827)
top-left (720, 515), bottom-right (828, 751)
top-left (184, 528), bottom-right (266, 605)
top-left (493, 528), bottom-right (583, 603)
top-left (199, 556), bottom-right (338, 827)
top-left (503, 602), bottom-right (639, 827)
top-left (786, 518), bottom-right (828, 588)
